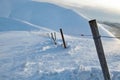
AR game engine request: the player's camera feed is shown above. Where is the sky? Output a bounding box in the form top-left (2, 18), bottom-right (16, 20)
top-left (33, 0), bottom-right (120, 23)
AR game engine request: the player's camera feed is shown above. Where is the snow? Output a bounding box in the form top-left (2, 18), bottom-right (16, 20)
top-left (0, 30), bottom-right (120, 80)
top-left (0, 0), bottom-right (91, 35)
top-left (0, 0), bottom-right (120, 80)
top-left (0, 17), bottom-right (39, 31)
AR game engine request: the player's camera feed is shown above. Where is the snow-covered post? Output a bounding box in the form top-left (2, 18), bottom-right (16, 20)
top-left (51, 32), bottom-right (57, 45)
top-left (89, 19), bottom-right (111, 80)
top-left (60, 28), bottom-right (67, 48)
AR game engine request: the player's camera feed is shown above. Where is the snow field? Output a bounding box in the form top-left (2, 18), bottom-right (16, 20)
top-left (0, 0), bottom-right (120, 80)
top-left (0, 31), bottom-right (120, 80)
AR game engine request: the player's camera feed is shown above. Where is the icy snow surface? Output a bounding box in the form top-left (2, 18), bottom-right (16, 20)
top-left (0, 0), bottom-right (120, 80)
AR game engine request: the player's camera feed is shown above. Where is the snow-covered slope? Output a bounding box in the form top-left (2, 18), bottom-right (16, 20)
top-left (0, 30), bottom-right (120, 80)
top-left (0, 17), bottom-right (39, 31)
top-left (9, 1), bottom-right (91, 36)
top-left (0, 0), bottom-right (120, 80)
top-left (0, 0), bottom-right (31, 17)
top-left (0, 0), bottom-right (113, 36)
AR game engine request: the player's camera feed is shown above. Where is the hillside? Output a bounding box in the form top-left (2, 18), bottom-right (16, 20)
top-left (9, 1), bottom-right (92, 36)
top-left (0, 17), bottom-right (39, 31)
top-left (0, 25), bottom-right (120, 80)
top-left (0, 0), bottom-right (120, 80)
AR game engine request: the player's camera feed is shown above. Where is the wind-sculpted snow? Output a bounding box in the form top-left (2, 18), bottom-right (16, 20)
top-left (0, 31), bottom-right (120, 80)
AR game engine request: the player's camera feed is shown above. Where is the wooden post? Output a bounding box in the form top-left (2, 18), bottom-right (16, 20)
top-left (60, 28), bottom-right (67, 48)
top-left (89, 20), bottom-right (111, 80)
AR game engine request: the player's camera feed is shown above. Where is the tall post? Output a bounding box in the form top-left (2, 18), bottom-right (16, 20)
top-left (60, 28), bottom-right (67, 48)
top-left (89, 20), bottom-right (111, 80)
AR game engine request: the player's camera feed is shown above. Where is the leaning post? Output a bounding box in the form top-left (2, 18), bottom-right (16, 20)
top-left (89, 19), bottom-right (111, 80)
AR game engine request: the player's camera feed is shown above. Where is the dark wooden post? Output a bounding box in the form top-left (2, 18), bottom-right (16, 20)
top-left (89, 20), bottom-right (111, 80)
top-left (60, 28), bottom-right (67, 48)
